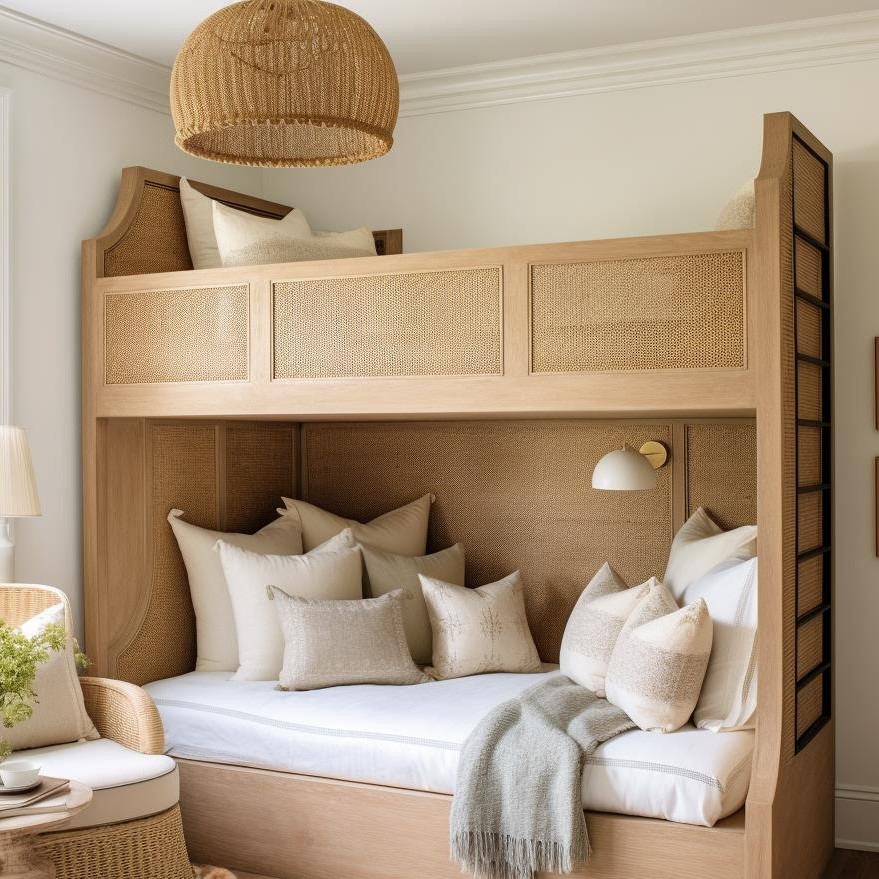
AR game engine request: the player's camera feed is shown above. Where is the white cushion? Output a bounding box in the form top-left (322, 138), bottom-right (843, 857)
top-left (282, 494), bottom-right (433, 555)
top-left (716, 179), bottom-right (756, 230)
top-left (684, 557), bottom-right (759, 731)
top-left (168, 510), bottom-right (304, 672)
top-left (314, 227), bottom-right (377, 252)
top-left (3, 591), bottom-right (99, 751)
top-left (217, 532), bottom-right (362, 681)
top-left (360, 543), bottom-right (465, 665)
top-left (663, 507), bottom-right (757, 601)
top-left (179, 178), bottom-right (221, 270)
top-left (13, 738), bottom-right (177, 830)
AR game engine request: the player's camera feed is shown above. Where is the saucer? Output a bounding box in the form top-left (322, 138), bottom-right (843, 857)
top-left (0, 778), bottom-right (42, 794)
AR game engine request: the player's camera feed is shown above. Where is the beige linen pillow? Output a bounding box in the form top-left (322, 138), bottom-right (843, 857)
top-left (5, 597), bottom-right (99, 751)
top-left (663, 507), bottom-right (757, 601)
top-left (560, 565), bottom-right (653, 697)
top-left (270, 587), bottom-right (429, 691)
top-left (360, 543), bottom-right (465, 665)
top-left (281, 494), bottom-right (434, 555)
top-left (605, 581), bottom-right (713, 733)
top-left (217, 532), bottom-right (361, 681)
top-left (179, 177), bottom-right (221, 270)
top-left (168, 509), bottom-right (304, 672)
top-left (314, 227), bottom-right (377, 253)
top-left (716, 179), bottom-right (756, 230)
top-left (420, 571), bottom-right (542, 680)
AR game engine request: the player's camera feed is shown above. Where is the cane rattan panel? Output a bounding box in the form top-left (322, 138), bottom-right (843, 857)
top-left (797, 362), bottom-right (823, 422)
top-left (530, 251), bottom-right (745, 373)
top-left (798, 554), bottom-right (824, 617)
top-left (797, 614), bottom-right (824, 680)
top-left (797, 675), bottom-right (824, 740)
top-left (797, 491), bottom-right (823, 555)
top-left (105, 286), bottom-right (249, 384)
top-left (795, 239), bottom-right (823, 301)
top-left (796, 300), bottom-right (823, 361)
top-left (684, 423), bottom-right (757, 530)
top-left (798, 428), bottom-right (822, 486)
top-left (273, 268), bottom-right (502, 379)
top-left (103, 183), bottom-right (193, 278)
top-left (793, 139), bottom-right (827, 245)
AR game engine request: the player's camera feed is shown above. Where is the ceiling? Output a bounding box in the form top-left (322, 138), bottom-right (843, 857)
top-left (3, 0), bottom-right (878, 75)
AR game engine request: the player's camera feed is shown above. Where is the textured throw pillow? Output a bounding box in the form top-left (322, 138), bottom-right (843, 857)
top-left (663, 508), bottom-right (757, 601)
top-left (168, 510), bottom-right (304, 672)
top-left (605, 581), bottom-right (713, 733)
top-left (270, 587), bottom-right (430, 691)
top-left (420, 571), bottom-right (542, 680)
top-left (684, 557), bottom-right (758, 731)
top-left (360, 543), bottom-right (465, 665)
top-left (217, 532), bottom-right (361, 681)
top-left (313, 227), bottom-right (378, 254)
top-left (5, 598), bottom-right (99, 751)
top-left (716, 179), bottom-right (756, 230)
top-left (281, 494), bottom-right (434, 555)
top-left (213, 200), bottom-right (372, 268)
top-left (560, 565), bottom-right (653, 697)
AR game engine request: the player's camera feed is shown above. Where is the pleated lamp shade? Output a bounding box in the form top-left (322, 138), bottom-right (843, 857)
top-left (170, 0), bottom-right (399, 167)
top-left (0, 426), bottom-right (41, 517)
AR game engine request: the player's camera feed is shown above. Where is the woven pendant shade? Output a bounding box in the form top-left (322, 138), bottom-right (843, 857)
top-left (171, 0), bottom-right (399, 167)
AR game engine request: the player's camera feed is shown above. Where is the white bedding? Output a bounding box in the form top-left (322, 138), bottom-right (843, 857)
top-left (145, 667), bottom-right (753, 827)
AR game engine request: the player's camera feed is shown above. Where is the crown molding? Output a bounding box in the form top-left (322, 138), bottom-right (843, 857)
top-left (0, 7), bottom-right (879, 119)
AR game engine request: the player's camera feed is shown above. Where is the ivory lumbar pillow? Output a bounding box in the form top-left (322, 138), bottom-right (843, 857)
top-left (683, 557), bottom-right (758, 731)
top-left (281, 494), bottom-right (434, 556)
top-left (360, 543), bottom-right (465, 665)
top-left (5, 597), bottom-right (99, 751)
top-left (605, 581), bottom-right (713, 733)
top-left (270, 587), bottom-right (429, 691)
top-left (314, 227), bottom-right (377, 253)
top-left (560, 565), bottom-right (653, 697)
top-left (168, 510), bottom-right (304, 672)
top-left (217, 532), bottom-right (361, 681)
top-left (663, 507), bottom-right (757, 602)
top-left (420, 571), bottom-right (542, 680)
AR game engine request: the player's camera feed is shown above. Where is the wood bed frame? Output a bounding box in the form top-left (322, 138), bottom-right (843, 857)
top-left (81, 112), bottom-right (834, 879)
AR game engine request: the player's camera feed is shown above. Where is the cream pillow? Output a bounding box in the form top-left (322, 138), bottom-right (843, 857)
top-left (605, 581), bottom-right (713, 733)
top-left (313, 227), bottom-right (378, 253)
top-left (560, 565), bottom-right (653, 697)
top-left (179, 177), bottom-right (222, 270)
top-left (716, 179), bottom-right (756, 230)
top-left (281, 494), bottom-right (434, 555)
top-left (664, 508), bottom-right (757, 601)
top-left (5, 597), bottom-right (99, 751)
top-left (420, 571), bottom-right (542, 680)
top-left (168, 510), bottom-right (304, 672)
top-left (271, 587), bottom-right (430, 691)
top-left (360, 543), bottom-right (465, 665)
top-left (684, 557), bottom-right (758, 731)
top-left (217, 532), bottom-right (361, 681)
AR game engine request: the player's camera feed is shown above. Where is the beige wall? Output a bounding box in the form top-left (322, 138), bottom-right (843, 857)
top-left (262, 59), bottom-right (879, 849)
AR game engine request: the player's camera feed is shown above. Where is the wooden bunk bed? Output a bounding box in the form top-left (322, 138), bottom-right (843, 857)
top-left (81, 112), bottom-right (833, 879)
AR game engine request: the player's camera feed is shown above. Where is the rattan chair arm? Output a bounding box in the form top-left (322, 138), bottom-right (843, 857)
top-left (79, 677), bottom-right (165, 755)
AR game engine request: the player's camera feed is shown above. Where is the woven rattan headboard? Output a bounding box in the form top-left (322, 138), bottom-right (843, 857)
top-left (99, 417), bottom-right (755, 683)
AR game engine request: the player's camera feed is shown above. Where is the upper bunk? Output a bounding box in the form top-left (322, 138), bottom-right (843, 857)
top-left (82, 112), bottom-right (830, 422)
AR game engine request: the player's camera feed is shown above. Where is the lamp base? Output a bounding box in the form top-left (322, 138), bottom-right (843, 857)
top-left (0, 520), bottom-right (13, 583)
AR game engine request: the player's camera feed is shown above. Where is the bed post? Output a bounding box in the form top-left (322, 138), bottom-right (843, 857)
top-left (750, 112), bottom-right (833, 879)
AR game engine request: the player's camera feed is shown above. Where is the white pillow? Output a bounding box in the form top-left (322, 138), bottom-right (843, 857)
top-left (179, 177), bottom-right (222, 270)
top-left (420, 571), bottom-right (542, 680)
top-left (167, 510), bottom-right (304, 672)
top-left (360, 543), bottom-right (465, 665)
top-left (314, 227), bottom-right (378, 253)
top-left (683, 557), bottom-right (758, 731)
top-left (605, 581), bottom-right (713, 733)
top-left (5, 598), bottom-right (99, 751)
top-left (281, 494), bottom-right (434, 555)
top-left (663, 508), bottom-right (757, 601)
top-left (217, 531), bottom-right (361, 681)
top-left (560, 564), bottom-right (651, 697)
top-left (716, 179), bottom-right (756, 231)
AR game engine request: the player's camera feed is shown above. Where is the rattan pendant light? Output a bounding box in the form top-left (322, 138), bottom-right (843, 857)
top-left (171, 0), bottom-right (399, 167)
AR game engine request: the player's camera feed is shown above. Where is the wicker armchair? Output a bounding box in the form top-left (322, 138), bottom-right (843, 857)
top-left (0, 584), bottom-right (191, 879)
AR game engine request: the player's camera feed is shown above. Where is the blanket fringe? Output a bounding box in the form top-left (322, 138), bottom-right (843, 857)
top-left (451, 830), bottom-right (589, 879)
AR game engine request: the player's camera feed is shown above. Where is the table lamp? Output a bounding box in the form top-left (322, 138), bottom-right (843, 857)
top-left (0, 426), bottom-right (41, 582)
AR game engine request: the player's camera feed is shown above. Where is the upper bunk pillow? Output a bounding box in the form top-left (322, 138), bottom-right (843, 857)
top-left (420, 571), bottom-right (542, 680)
top-left (281, 494), bottom-right (434, 556)
top-left (314, 227), bottom-right (377, 252)
top-left (360, 542), bottom-right (465, 665)
top-left (168, 510), bottom-right (303, 672)
top-left (683, 557), bottom-right (758, 732)
top-left (716, 179), bottom-right (756, 230)
top-left (663, 508), bottom-right (757, 602)
top-left (216, 530), bottom-right (361, 681)
top-left (179, 177), bottom-right (222, 270)
top-left (213, 201), bottom-right (376, 268)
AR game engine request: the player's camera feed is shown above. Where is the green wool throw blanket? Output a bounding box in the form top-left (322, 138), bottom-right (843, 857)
top-left (450, 676), bottom-right (635, 879)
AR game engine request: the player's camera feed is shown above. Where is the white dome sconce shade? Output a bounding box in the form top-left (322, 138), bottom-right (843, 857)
top-left (592, 441), bottom-right (669, 491)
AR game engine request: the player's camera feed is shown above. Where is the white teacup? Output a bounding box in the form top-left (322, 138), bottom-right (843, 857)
top-left (0, 760), bottom-right (41, 788)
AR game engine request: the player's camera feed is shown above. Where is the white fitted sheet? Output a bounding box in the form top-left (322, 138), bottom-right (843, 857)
top-left (145, 667), bottom-right (753, 827)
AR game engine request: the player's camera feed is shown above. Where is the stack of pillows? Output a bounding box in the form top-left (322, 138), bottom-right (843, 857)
top-left (169, 499), bottom-right (757, 737)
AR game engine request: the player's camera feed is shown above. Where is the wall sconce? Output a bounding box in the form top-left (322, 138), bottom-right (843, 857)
top-left (592, 441), bottom-right (669, 491)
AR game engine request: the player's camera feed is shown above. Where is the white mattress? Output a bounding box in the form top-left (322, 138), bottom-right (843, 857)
top-left (145, 667), bottom-right (753, 827)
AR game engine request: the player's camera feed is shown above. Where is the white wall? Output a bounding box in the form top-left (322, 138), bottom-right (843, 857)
top-left (0, 63), bottom-right (262, 639)
top-left (262, 60), bottom-right (879, 849)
